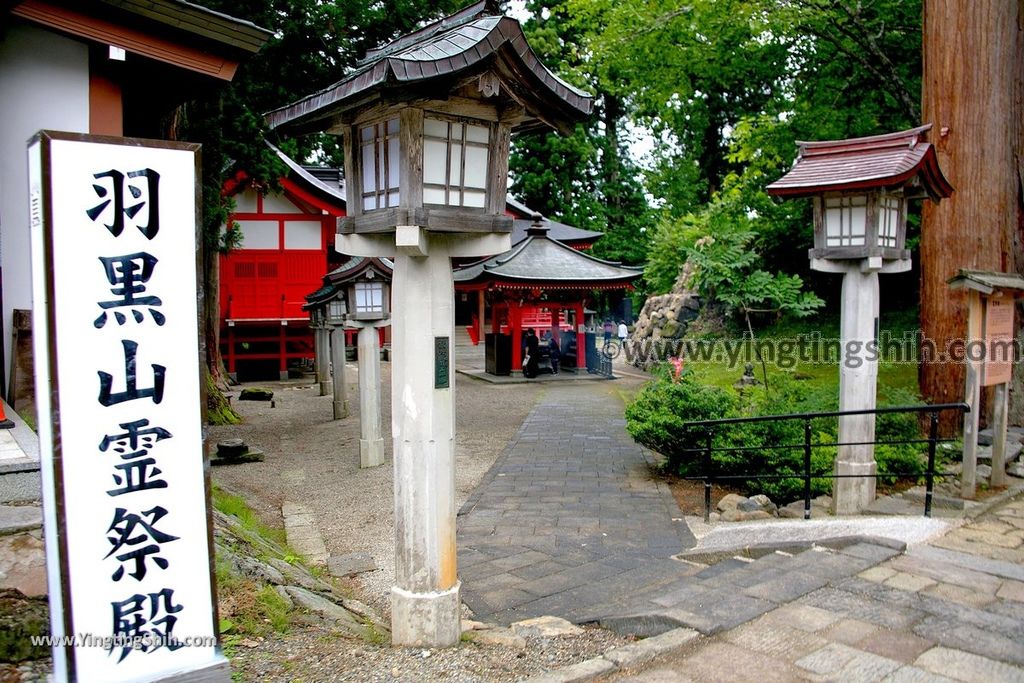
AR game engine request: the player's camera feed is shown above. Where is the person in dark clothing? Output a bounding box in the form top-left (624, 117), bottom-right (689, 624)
top-left (547, 331), bottom-right (560, 374)
top-left (523, 328), bottom-right (540, 378)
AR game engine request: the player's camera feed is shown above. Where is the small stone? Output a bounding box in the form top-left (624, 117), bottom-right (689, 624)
top-left (977, 464), bottom-right (992, 480)
top-left (1007, 462), bottom-right (1024, 478)
top-left (464, 627), bottom-right (526, 649)
top-left (717, 494), bottom-right (747, 513)
top-left (511, 615), bottom-right (583, 638)
top-left (328, 552), bottom-right (377, 578)
top-left (461, 619), bottom-right (491, 632)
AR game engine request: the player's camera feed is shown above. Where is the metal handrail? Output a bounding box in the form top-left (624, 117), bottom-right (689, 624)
top-left (675, 403), bottom-right (970, 522)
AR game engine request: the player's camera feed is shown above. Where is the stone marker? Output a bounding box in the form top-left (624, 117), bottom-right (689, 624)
top-left (240, 387), bottom-right (274, 401)
top-left (328, 552), bottom-right (377, 578)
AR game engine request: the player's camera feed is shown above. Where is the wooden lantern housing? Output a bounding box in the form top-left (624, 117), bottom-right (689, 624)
top-left (265, 0), bottom-right (593, 239)
top-left (767, 125), bottom-right (953, 264)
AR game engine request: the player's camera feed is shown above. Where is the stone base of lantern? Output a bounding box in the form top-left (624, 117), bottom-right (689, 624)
top-left (831, 456), bottom-right (877, 515)
top-left (391, 583), bottom-right (461, 647)
top-left (360, 437), bottom-right (385, 468)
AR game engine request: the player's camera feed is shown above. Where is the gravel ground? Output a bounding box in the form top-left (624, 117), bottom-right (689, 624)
top-left (209, 363), bottom-right (636, 680)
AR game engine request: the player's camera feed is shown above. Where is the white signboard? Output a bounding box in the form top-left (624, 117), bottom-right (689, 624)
top-left (29, 132), bottom-right (226, 682)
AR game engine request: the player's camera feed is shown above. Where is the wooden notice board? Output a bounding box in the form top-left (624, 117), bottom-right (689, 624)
top-left (983, 295), bottom-right (1014, 386)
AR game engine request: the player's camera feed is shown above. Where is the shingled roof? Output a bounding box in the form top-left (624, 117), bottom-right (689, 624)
top-left (454, 225), bottom-right (641, 290)
top-left (265, 0), bottom-right (592, 136)
top-left (766, 125), bottom-right (953, 201)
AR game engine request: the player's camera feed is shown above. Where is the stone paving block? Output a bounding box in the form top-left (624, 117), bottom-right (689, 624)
top-left (662, 640), bottom-right (808, 683)
top-left (762, 603), bottom-right (843, 632)
top-left (860, 566), bottom-right (899, 583)
top-left (490, 549), bottom-right (553, 571)
top-left (601, 628), bottom-right (700, 669)
top-left (996, 579), bottom-right (1024, 603)
top-left (839, 542), bottom-right (906, 563)
top-left (722, 617), bottom-right (829, 660)
top-left (520, 657), bottom-right (617, 683)
top-left (795, 642), bottom-right (903, 681)
top-left (921, 581), bottom-right (997, 608)
top-left (885, 572), bottom-right (939, 593)
top-left (741, 571), bottom-right (829, 603)
top-left (913, 615), bottom-right (1024, 666)
top-left (890, 553), bottom-right (1004, 594)
top-left (880, 665), bottom-right (957, 682)
top-left (856, 629), bottom-right (935, 664)
top-left (909, 545), bottom-right (1024, 581)
top-left (661, 588), bottom-right (776, 635)
top-left (823, 618), bottom-right (884, 645)
top-left (915, 646), bottom-right (1024, 683)
top-left (799, 587), bottom-right (924, 629)
top-left (616, 668), bottom-right (695, 682)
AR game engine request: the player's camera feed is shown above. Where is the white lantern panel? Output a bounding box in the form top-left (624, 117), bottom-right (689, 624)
top-left (824, 196), bottom-right (868, 247)
top-left (387, 118), bottom-right (399, 135)
top-left (451, 122), bottom-right (463, 139)
top-left (284, 220), bottom-right (322, 249)
top-left (449, 143), bottom-right (463, 183)
top-left (424, 118), bottom-right (448, 137)
top-left (360, 125), bottom-right (373, 142)
top-left (237, 220), bottom-right (278, 249)
top-left (388, 136), bottom-right (400, 188)
top-left (450, 190), bottom-right (462, 206)
top-left (424, 187), bottom-right (446, 204)
top-left (424, 140), bottom-right (448, 185)
top-left (388, 190), bottom-right (401, 207)
top-left (361, 143), bottom-right (377, 192)
top-left (463, 190), bottom-right (486, 208)
top-left (466, 124), bottom-right (489, 144)
top-left (464, 146), bottom-right (488, 188)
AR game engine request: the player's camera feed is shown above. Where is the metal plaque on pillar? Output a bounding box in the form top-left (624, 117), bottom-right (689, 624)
top-left (435, 336), bottom-right (450, 389)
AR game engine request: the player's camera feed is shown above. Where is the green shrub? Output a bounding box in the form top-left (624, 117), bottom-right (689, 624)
top-left (626, 365), bottom-right (931, 504)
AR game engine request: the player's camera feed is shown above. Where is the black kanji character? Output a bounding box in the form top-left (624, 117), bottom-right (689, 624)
top-left (98, 340), bottom-right (166, 406)
top-left (95, 253), bottom-right (165, 328)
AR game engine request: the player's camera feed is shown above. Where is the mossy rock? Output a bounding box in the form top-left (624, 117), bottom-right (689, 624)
top-left (239, 387), bottom-right (274, 401)
top-left (0, 589), bottom-right (49, 663)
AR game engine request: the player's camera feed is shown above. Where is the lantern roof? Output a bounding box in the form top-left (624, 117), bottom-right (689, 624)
top-left (453, 224), bottom-right (641, 289)
top-left (766, 124), bottom-right (953, 201)
top-left (303, 256), bottom-right (394, 310)
top-left (264, 0), bottom-right (592, 136)
top-left (947, 269), bottom-right (1024, 296)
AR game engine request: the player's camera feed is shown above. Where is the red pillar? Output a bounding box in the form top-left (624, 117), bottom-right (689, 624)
top-left (575, 303), bottom-right (586, 369)
top-left (510, 301), bottom-right (522, 372)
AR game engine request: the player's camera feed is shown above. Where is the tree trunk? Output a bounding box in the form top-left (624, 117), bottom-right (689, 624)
top-left (919, 0), bottom-right (1024, 434)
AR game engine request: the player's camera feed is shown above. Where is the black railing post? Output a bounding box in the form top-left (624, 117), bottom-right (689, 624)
top-left (703, 430), bottom-right (713, 524)
top-left (803, 418), bottom-right (812, 520)
top-left (925, 411), bottom-right (939, 518)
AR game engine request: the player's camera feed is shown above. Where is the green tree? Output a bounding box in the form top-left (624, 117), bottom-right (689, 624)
top-left (510, 1), bottom-right (653, 266)
top-left (169, 0), bottom-right (464, 419)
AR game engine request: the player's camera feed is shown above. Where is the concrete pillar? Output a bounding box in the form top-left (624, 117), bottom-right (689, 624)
top-left (357, 325), bottom-right (385, 468)
top-left (390, 246), bottom-right (459, 647)
top-left (329, 326), bottom-right (349, 420)
top-left (833, 267), bottom-right (879, 514)
top-left (314, 325), bottom-right (330, 395)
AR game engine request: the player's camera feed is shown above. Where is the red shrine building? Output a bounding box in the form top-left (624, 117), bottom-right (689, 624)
top-left (217, 145), bottom-right (605, 380)
top-left (219, 144), bottom-right (347, 381)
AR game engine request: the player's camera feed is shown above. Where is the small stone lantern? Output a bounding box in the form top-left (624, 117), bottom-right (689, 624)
top-left (768, 125), bottom-right (952, 515)
top-left (271, 0), bottom-right (592, 647)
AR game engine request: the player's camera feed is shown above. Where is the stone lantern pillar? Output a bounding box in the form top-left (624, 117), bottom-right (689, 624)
top-left (269, 0), bottom-right (592, 645)
top-left (768, 125), bottom-right (953, 514)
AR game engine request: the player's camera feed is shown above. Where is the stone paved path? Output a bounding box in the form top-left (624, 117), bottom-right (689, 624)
top-left (457, 383), bottom-right (696, 624)
top-left (597, 494), bottom-right (1024, 682)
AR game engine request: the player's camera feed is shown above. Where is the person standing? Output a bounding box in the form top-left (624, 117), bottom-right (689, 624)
top-left (617, 320), bottom-right (628, 345)
top-left (523, 327), bottom-right (540, 378)
top-left (548, 331), bottom-right (560, 374)
top-left (603, 319), bottom-right (614, 345)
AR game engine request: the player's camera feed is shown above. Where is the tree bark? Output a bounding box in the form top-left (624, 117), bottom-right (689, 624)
top-left (920, 0), bottom-right (1024, 434)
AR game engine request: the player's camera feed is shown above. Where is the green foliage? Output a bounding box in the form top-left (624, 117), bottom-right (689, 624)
top-left (213, 485), bottom-right (287, 548)
top-left (626, 367), bottom-right (931, 503)
top-left (510, 1), bottom-right (654, 266)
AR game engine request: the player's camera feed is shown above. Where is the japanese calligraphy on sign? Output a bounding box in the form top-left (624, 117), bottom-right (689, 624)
top-left (30, 132), bottom-right (223, 683)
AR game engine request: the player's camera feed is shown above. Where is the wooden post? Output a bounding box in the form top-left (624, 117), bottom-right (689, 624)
top-left (961, 289), bottom-right (983, 498)
top-left (477, 290), bottom-right (486, 344)
top-left (226, 323), bottom-right (237, 381)
top-left (991, 382), bottom-right (1009, 487)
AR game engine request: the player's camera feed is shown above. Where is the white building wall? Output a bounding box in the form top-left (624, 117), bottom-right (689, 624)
top-left (0, 22), bottom-right (90, 376)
